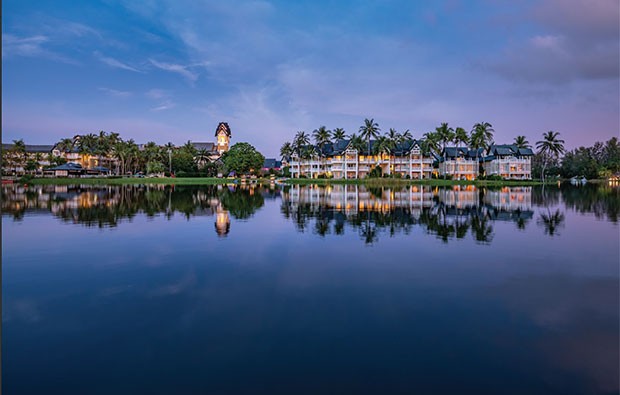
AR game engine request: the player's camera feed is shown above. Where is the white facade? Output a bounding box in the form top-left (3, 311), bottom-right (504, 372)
top-left (290, 144), bottom-right (433, 179)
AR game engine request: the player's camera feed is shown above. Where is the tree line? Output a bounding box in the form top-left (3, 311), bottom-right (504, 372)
top-left (3, 132), bottom-right (265, 177)
top-left (279, 118), bottom-right (618, 179)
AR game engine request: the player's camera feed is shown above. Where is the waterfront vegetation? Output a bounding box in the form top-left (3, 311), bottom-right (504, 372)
top-left (281, 118), bottom-right (620, 181)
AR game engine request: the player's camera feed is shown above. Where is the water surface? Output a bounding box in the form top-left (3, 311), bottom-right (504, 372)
top-left (2, 183), bottom-right (619, 394)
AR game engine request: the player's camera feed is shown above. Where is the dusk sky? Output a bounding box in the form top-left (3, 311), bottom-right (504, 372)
top-left (2, 0), bottom-right (618, 157)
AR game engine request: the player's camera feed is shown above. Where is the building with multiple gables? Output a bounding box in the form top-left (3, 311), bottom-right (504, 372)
top-left (289, 139), bottom-right (435, 179)
top-left (288, 138), bottom-right (534, 180)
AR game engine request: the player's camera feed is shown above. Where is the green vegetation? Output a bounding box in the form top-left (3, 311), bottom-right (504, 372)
top-left (221, 142), bottom-right (265, 175)
top-left (24, 177), bottom-right (235, 185)
top-left (285, 178), bottom-right (549, 186)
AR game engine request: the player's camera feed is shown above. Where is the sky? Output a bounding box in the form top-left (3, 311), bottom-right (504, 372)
top-left (2, 0), bottom-right (619, 157)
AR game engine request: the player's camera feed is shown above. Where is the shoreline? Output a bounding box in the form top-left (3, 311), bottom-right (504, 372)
top-left (11, 176), bottom-right (565, 186)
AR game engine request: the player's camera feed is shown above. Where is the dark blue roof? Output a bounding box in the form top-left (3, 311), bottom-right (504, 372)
top-left (487, 144), bottom-right (533, 157)
top-left (52, 162), bottom-right (83, 171)
top-left (263, 158), bottom-right (282, 168)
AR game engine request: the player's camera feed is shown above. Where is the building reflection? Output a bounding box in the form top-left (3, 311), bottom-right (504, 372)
top-left (281, 184), bottom-right (536, 244)
top-left (1, 183), bottom-right (267, 236)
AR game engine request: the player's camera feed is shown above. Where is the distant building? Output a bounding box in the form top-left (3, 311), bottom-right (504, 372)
top-left (2, 143), bottom-right (55, 175)
top-left (191, 122), bottom-right (232, 161)
top-left (262, 158), bottom-right (282, 171)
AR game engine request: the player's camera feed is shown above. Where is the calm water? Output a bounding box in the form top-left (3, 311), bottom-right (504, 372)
top-left (2, 182), bottom-right (619, 394)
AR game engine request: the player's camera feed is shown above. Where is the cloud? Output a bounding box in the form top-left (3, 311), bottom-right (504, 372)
top-left (145, 89), bottom-right (175, 111)
top-left (486, 0), bottom-right (619, 84)
top-left (149, 59), bottom-right (198, 82)
top-left (98, 87), bottom-right (132, 97)
top-left (2, 34), bottom-right (77, 64)
top-left (151, 100), bottom-right (176, 111)
top-left (93, 51), bottom-right (141, 72)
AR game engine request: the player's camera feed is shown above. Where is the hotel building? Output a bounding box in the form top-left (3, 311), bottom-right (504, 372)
top-left (482, 145), bottom-right (533, 180)
top-left (289, 139), bottom-right (434, 179)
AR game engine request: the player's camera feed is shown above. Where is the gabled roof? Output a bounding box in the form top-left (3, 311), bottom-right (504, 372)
top-left (263, 158), bottom-right (282, 168)
top-left (215, 122), bottom-right (231, 137)
top-left (517, 147), bottom-right (534, 156)
top-left (52, 162), bottom-right (83, 171)
top-left (191, 142), bottom-right (217, 152)
top-left (2, 144), bottom-right (55, 153)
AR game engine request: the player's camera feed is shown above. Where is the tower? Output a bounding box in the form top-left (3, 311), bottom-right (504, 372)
top-left (215, 122), bottom-right (231, 155)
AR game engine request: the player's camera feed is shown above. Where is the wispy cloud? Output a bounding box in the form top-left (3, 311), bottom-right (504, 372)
top-left (149, 59), bottom-right (198, 82)
top-left (94, 51), bottom-right (141, 72)
top-left (145, 89), bottom-right (175, 111)
top-left (2, 34), bottom-right (78, 64)
top-left (151, 100), bottom-right (176, 111)
top-left (98, 87), bottom-right (132, 97)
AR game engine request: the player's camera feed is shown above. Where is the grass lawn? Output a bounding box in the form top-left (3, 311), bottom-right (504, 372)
top-left (284, 178), bottom-right (552, 186)
top-left (18, 176), bottom-right (555, 187)
top-left (23, 177), bottom-right (238, 185)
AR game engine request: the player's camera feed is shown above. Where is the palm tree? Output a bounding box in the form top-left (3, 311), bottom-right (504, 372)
top-left (514, 135), bottom-right (531, 149)
top-left (11, 139), bottom-right (26, 174)
top-left (536, 131), bottom-right (565, 182)
top-left (373, 136), bottom-right (395, 175)
top-left (33, 152), bottom-right (43, 175)
top-left (280, 141), bottom-right (293, 160)
top-left (436, 123), bottom-right (455, 179)
top-left (164, 142), bottom-right (174, 174)
top-left (332, 128), bottom-right (346, 141)
top-left (453, 127), bottom-right (469, 179)
top-left (313, 126), bottom-right (332, 175)
top-left (400, 129), bottom-right (412, 143)
top-left (349, 133), bottom-right (366, 178)
top-left (293, 131), bottom-right (310, 177)
top-left (196, 148), bottom-right (210, 167)
top-left (359, 118), bottom-right (380, 160)
top-left (470, 122), bottom-right (495, 176)
top-left (537, 209), bottom-right (565, 236)
top-left (421, 131), bottom-right (440, 158)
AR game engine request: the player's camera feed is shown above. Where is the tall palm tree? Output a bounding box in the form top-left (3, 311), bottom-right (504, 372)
top-left (313, 126), bottom-right (332, 175)
top-left (11, 139), bottom-right (26, 173)
top-left (313, 126), bottom-right (332, 147)
top-left (400, 129), bottom-right (412, 143)
top-left (436, 123), bottom-right (455, 179)
top-left (349, 133), bottom-right (366, 178)
top-left (359, 118), bottom-right (380, 159)
top-left (454, 127), bottom-right (469, 178)
top-left (165, 142), bottom-right (174, 174)
top-left (421, 131), bottom-right (440, 158)
top-left (293, 131), bottom-right (310, 153)
top-left (514, 135), bottom-right (531, 149)
top-left (536, 131), bottom-right (565, 182)
top-left (332, 128), bottom-right (346, 141)
top-left (373, 136), bottom-right (394, 175)
top-left (293, 131), bottom-right (310, 177)
top-left (280, 141), bottom-right (293, 160)
top-left (470, 122), bottom-right (495, 176)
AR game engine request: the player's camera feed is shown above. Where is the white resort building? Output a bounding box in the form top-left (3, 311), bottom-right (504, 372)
top-left (289, 139), bottom-right (434, 179)
top-left (438, 147), bottom-right (484, 180)
top-left (482, 145), bottom-right (534, 180)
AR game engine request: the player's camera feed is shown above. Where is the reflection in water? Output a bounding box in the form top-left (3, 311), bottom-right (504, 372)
top-left (281, 184), bottom-right (537, 244)
top-left (1, 184), bottom-right (271, 237)
top-left (3, 183), bottom-right (618, 244)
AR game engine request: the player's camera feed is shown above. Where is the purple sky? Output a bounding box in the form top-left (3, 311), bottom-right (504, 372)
top-left (2, 0), bottom-right (619, 157)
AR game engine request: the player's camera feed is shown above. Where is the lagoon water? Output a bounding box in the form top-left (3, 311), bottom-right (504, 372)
top-left (2, 182), bottom-right (619, 394)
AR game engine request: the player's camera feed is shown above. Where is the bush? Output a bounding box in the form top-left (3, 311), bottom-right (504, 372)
top-left (485, 175), bottom-right (503, 181)
top-left (18, 175), bottom-right (34, 183)
top-left (368, 165), bottom-right (382, 178)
